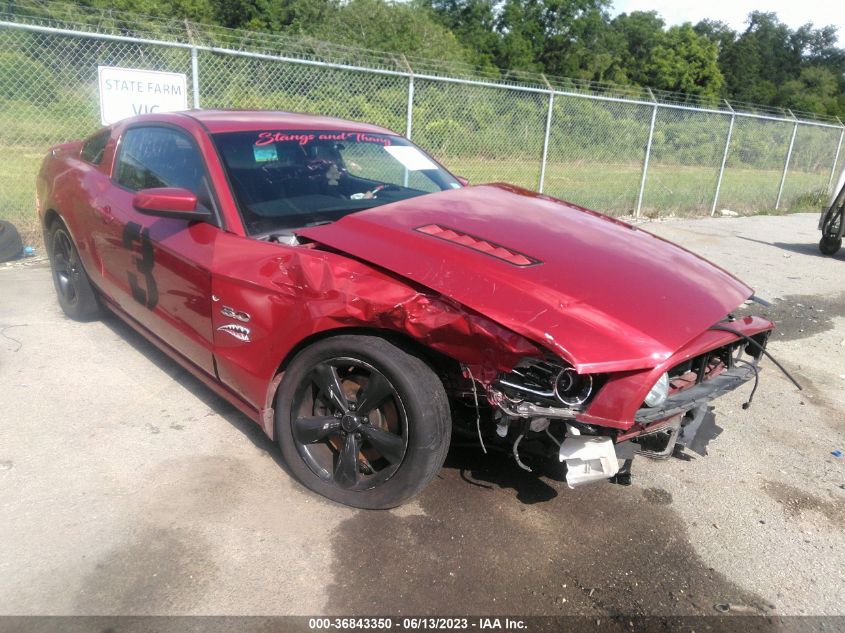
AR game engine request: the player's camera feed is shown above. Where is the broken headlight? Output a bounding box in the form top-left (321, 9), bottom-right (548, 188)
top-left (494, 358), bottom-right (596, 410)
top-left (643, 372), bottom-right (670, 408)
top-left (554, 366), bottom-right (594, 407)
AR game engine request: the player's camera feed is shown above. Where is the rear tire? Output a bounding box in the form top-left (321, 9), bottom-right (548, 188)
top-left (276, 334), bottom-right (451, 509)
top-left (47, 220), bottom-right (100, 321)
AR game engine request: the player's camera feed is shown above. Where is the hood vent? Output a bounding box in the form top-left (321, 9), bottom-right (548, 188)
top-left (415, 224), bottom-right (540, 267)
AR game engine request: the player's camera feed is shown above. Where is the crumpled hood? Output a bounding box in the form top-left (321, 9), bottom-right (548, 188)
top-left (298, 184), bottom-right (752, 373)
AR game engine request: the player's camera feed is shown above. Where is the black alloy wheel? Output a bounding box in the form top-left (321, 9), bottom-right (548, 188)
top-left (291, 358), bottom-right (408, 491)
top-left (48, 221), bottom-right (100, 321)
top-left (276, 335), bottom-right (451, 509)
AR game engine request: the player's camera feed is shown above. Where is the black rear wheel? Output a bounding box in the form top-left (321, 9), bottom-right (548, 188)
top-left (276, 335), bottom-right (450, 509)
top-left (820, 207), bottom-right (842, 255)
top-left (47, 220), bottom-right (100, 321)
top-left (819, 235), bottom-right (842, 255)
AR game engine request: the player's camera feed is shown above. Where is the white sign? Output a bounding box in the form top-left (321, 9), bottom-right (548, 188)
top-left (97, 66), bottom-right (188, 125)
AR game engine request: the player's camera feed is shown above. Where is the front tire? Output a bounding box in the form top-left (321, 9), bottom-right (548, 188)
top-left (276, 335), bottom-right (451, 509)
top-left (47, 220), bottom-right (100, 321)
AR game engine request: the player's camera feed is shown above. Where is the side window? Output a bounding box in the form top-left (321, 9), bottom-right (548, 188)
top-left (80, 129), bottom-right (110, 165)
top-left (115, 127), bottom-right (213, 209)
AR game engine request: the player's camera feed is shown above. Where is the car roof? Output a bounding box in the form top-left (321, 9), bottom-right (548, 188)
top-left (179, 109), bottom-right (398, 135)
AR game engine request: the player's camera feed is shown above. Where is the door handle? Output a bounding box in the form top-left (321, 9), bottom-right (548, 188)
top-left (95, 205), bottom-right (113, 224)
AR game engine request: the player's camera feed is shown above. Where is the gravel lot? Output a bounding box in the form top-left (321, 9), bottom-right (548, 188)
top-left (0, 212), bottom-right (843, 617)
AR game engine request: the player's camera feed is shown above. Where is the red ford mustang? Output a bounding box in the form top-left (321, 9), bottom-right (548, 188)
top-left (37, 110), bottom-right (775, 508)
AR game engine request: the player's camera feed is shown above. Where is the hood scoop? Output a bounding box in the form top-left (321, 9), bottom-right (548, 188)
top-left (415, 224), bottom-right (540, 267)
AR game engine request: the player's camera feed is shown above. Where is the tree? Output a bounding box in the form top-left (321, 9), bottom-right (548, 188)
top-left (306, 0), bottom-right (475, 65)
top-left (494, 0), bottom-right (613, 78)
top-left (719, 12), bottom-right (798, 103)
top-left (776, 66), bottom-right (841, 116)
top-left (82, 0), bottom-right (216, 24)
top-left (693, 19), bottom-right (736, 52)
top-left (608, 11), bottom-right (666, 84)
top-left (207, 0), bottom-right (337, 32)
top-left (422, 0), bottom-right (500, 69)
top-left (643, 24), bottom-right (724, 99)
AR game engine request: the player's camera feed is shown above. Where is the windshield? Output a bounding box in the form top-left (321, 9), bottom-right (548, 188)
top-left (212, 130), bottom-right (461, 235)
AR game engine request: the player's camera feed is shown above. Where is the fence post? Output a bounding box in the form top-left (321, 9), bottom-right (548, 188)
top-left (775, 110), bottom-right (799, 210)
top-left (635, 89), bottom-right (658, 218)
top-left (184, 20), bottom-right (201, 109)
top-left (190, 46), bottom-right (200, 109)
top-left (711, 100), bottom-right (735, 216)
top-left (401, 55), bottom-right (414, 140)
top-left (538, 75), bottom-right (554, 193)
top-left (401, 55), bottom-right (414, 187)
top-left (826, 119), bottom-right (844, 194)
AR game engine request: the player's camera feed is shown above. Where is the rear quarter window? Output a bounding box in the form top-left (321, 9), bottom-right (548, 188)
top-left (80, 129), bottom-right (110, 165)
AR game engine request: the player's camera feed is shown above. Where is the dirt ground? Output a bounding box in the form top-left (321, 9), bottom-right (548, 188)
top-left (0, 212), bottom-right (843, 617)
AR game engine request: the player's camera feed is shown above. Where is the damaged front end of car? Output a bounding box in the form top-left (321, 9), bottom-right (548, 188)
top-left (456, 315), bottom-right (776, 488)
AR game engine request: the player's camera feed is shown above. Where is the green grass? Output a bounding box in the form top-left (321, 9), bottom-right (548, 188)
top-left (1, 147), bottom-right (828, 249)
top-left (450, 157), bottom-right (829, 217)
top-left (1, 146), bottom-right (44, 246)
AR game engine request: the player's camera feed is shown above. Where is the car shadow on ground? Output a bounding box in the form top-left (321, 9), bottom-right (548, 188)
top-left (99, 310), bottom-right (286, 471)
top-left (736, 235), bottom-right (844, 260)
top-left (443, 442), bottom-right (563, 504)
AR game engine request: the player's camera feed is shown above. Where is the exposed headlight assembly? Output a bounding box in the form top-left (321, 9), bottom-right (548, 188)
top-left (643, 372), bottom-right (670, 408)
top-left (554, 367), bottom-right (594, 407)
top-left (493, 358), bottom-right (596, 410)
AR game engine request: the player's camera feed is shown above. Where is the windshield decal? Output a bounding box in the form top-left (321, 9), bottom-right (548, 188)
top-left (255, 131), bottom-right (393, 147)
top-left (384, 145), bottom-right (438, 171)
top-left (254, 145), bottom-right (278, 162)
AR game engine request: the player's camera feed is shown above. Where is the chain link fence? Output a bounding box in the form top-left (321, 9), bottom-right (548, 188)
top-left (2, 1), bottom-right (844, 243)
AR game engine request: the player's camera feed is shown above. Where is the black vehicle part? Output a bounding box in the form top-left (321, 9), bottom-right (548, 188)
top-left (631, 417), bottom-right (682, 459)
top-left (0, 220), bottom-right (23, 262)
top-left (709, 324), bottom-right (802, 392)
top-left (819, 198), bottom-right (843, 255)
top-left (735, 359), bottom-right (759, 409)
top-left (819, 235), bottom-right (842, 255)
top-left (275, 334), bottom-right (451, 509)
top-left (677, 405), bottom-right (722, 457)
top-left (609, 459), bottom-right (633, 486)
top-left (46, 220), bottom-right (100, 321)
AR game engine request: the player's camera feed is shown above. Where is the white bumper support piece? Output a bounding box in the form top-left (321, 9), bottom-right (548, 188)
top-left (559, 425), bottom-right (619, 488)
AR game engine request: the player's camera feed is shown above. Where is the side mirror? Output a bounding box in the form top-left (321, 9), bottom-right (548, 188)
top-left (132, 187), bottom-right (210, 222)
top-left (456, 176), bottom-right (469, 187)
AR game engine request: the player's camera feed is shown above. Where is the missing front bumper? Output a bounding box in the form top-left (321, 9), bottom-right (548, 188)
top-left (624, 404), bottom-right (722, 460)
top-left (634, 363), bottom-right (757, 425)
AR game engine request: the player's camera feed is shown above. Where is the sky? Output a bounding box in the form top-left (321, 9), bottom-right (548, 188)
top-left (611, 1), bottom-right (845, 43)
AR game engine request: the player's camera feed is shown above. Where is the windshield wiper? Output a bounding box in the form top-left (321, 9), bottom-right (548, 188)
top-left (313, 202), bottom-right (382, 215)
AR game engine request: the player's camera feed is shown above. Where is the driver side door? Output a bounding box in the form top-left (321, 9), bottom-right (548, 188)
top-left (99, 124), bottom-right (221, 376)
